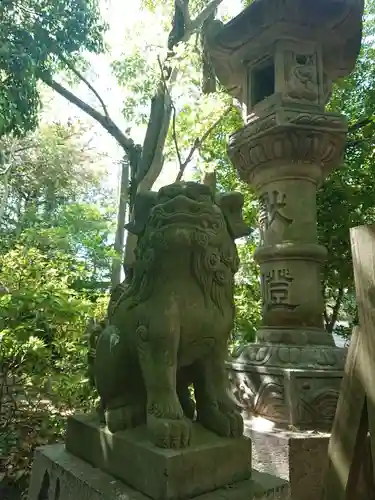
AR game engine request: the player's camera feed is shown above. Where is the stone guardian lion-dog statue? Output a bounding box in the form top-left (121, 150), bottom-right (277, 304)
top-left (90, 182), bottom-right (250, 449)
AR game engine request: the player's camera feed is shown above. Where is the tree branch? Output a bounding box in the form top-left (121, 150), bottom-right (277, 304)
top-left (136, 83), bottom-right (168, 187)
top-left (171, 101), bottom-right (182, 168)
top-left (183, 0), bottom-right (224, 41)
top-left (157, 56), bottom-right (182, 169)
top-left (348, 115), bottom-right (374, 133)
top-left (135, 59), bottom-right (177, 194)
top-left (138, 93), bottom-right (172, 193)
top-left (123, 65), bottom-right (175, 277)
top-left (38, 71), bottom-right (138, 158)
top-left (57, 53), bottom-right (111, 119)
top-left (175, 105), bottom-right (232, 182)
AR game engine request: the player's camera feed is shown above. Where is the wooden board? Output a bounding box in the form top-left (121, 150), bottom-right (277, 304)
top-left (321, 326), bottom-right (365, 500)
top-left (350, 224), bottom-right (375, 477)
top-left (322, 224), bottom-right (375, 499)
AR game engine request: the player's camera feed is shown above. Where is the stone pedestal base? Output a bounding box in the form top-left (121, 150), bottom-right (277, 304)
top-left (229, 343), bottom-right (346, 430)
top-left (244, 422), bottom-right (329, 500)
top-left (244, 421), bottom-right (370, 500)
top-left (65, 414), bottom-right (252, 500)
top-left (28, 444), bottom-right (290, 500)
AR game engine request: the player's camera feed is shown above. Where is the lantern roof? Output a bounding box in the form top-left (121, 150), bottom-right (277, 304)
top-left (207, 0), bottom-right (364, 98)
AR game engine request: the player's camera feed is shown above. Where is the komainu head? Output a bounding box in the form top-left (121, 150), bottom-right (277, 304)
top-left (127, 181), bottom-right (250, 249)
top-left (122, 182), bottom-right (250, 309)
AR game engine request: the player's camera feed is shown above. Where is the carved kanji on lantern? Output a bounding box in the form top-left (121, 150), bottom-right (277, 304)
top-left (259, 191), bottom-right (293, 233)
top-left (261, 268), bottom-right (299, 313)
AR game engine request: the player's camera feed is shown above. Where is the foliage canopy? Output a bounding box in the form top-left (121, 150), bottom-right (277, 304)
top-left (0, 0), bottom-right (106, 136)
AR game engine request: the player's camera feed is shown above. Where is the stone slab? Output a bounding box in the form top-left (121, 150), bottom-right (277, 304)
top-left (244, 421), bottom-right (369, 500)
top-left (28, 444), bottom-right (290, 500)
top-left (65, 414), bottom-right (252, 500)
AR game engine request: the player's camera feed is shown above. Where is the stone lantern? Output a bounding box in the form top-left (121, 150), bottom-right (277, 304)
top-left (206, 0), bottom-right (364, 431)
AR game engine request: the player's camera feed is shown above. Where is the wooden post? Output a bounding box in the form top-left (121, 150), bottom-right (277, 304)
top-left (321, 327), bottom-right (366, 500)
top-left (322, 224), bottom-right (375, 500)
top-left (350, 224), bottom-right (375, 479)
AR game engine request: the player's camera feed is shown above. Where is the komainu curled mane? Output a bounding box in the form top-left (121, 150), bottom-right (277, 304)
top-left (91, 182), bottom-right (250, 449)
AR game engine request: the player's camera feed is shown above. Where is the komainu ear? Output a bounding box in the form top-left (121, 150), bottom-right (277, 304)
top-left (215, 191), bottom-right (252, 240)
top-left (125, 191), bottom-right (158, 235)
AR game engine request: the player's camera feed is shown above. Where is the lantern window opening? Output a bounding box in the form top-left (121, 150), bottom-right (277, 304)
top-left (250, 56), bottom-right (275, 107)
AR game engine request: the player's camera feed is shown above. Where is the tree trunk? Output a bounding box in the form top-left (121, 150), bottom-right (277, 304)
top-left (0, 167), bottom-right (11, 227)
top-left (325, 285), bottom-right (344, 333)
top-left (201, 167), bottom-right (216, 193)
top-left (123, 84), bottom-right (173, 280)
top-left (110, 159), bottom-right (129, 289)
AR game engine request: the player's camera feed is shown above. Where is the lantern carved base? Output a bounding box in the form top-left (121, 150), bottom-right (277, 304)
top-left (228, 341), bottom-right (346, 430)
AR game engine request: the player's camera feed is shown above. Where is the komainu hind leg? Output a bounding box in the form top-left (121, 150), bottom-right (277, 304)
top-left (94, 324), bottom-right (146, 432)
top-left (103, 359), bottom-right (147, 432)
top-left (105, 389), bottom-right (146, 432)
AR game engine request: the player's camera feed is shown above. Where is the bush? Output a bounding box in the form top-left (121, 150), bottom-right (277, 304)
top-left (0, 245), bottom-right (107, 496)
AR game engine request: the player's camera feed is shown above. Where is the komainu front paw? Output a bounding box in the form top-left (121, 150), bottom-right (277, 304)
top-left (147, 391), bottom-right (184, 420)
top-left (147, 415), bottom-right (192, 448)
top-left (198, 404), bottom-right (244, 438)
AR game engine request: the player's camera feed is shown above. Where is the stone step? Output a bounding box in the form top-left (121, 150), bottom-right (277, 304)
top-left (27, 444), bottom-right (290, 500)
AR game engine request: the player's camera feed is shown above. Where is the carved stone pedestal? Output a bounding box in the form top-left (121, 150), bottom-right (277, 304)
top-left (65, 414), bottom-right (253, 500)
top-left (27, 418), bottom-right (290, 500)
top-left (243, 420), bottom-right (369, 500)
top-left (229, 343), bottom-right (346, 429)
